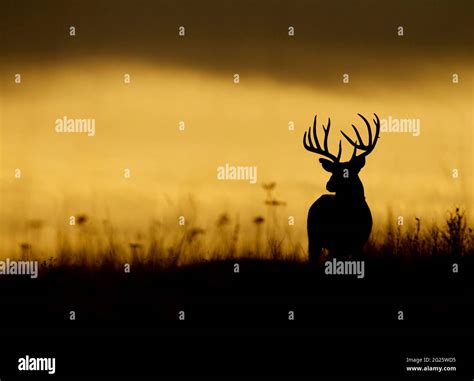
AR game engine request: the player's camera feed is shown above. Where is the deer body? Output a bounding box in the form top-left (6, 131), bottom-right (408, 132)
top-left (303, 113), bottom-right (380, 264)
top-left (308, 194), bottom-right (372, 262)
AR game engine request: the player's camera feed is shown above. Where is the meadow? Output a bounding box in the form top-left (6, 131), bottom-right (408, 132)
top-left (1, 184), bottom-right (472, 342)
top-left (7, 182), bottom-right (473, 271)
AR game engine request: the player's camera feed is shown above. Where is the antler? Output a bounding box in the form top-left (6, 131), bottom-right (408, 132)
top-left (341, 113), bottom-right (380, 160)
top-left (303, 115), bottom-right (342, 163)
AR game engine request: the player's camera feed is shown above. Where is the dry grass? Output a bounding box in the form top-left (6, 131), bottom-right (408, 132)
top-left (5, 184), bottom-right (473, 269)
top-left (8, 205), bottom-right (472, 272)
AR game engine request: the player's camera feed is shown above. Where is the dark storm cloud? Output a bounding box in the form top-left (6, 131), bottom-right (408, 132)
top-left (1, 0), bottom-right (472, 87)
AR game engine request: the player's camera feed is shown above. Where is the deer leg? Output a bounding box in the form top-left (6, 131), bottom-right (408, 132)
top-left (308, 238), bottom-right (322, 265)
top-left (351, 246), bottom-right (364, 260)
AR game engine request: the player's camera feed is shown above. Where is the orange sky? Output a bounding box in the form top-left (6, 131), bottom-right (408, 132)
top-left (1, 59), bottom-right (472, 257)
top-left (0, 0), bottom-right (472, 258)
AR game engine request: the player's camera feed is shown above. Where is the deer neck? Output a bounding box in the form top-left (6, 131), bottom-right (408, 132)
top-left (335, 180), bottom-right (365, 203)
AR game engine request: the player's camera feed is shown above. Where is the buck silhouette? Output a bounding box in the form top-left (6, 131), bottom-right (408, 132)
top-left (303, 113), bottom-right (380, 264)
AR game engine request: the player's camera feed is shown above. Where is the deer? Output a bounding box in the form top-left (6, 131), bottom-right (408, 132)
top-left (303, 113), bottom-right (380, 264)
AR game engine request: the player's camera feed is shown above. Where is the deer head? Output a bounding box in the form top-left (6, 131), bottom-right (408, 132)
top-left (303, 113), bottom-right (380, 199)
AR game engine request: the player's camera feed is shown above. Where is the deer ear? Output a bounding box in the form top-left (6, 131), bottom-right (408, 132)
top-left (319, 158), bottom-right (334, 173)
top-left (351, 156), bottom-right (366, 172)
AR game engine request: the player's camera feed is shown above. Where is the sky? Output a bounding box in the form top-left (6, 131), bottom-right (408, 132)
top-left (0, 0), bottom-right (472, 257)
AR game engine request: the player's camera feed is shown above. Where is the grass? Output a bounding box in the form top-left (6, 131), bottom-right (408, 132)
top-left (1, 195), bottom-right (472, 334)
top-left (6, 205), bottom-right (472, 273)
top-left (367, 208), bottom-right (473, 261)
top-left (3, 185), bottom-right (473, 269)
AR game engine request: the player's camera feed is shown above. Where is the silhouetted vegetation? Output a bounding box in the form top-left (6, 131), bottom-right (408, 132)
top-left (1, 183), bottom-right (471, 269)
top-left (5, 206), bottom-right (472, 271)
top-left (1, 189), bottom-right (473, 337)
